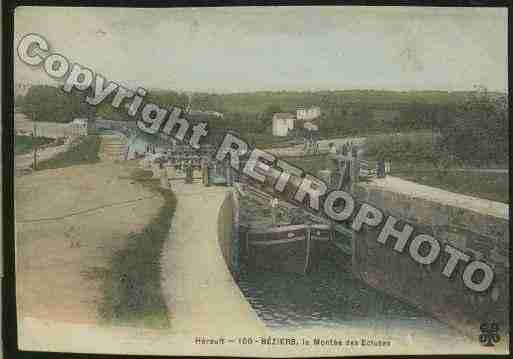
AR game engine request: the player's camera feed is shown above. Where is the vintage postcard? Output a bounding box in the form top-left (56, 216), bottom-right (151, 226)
top-left (12, 5), bottom-right (509, 356)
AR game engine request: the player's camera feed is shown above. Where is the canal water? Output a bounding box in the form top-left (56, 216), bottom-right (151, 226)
top-left (237, 249), bottom-right (452, 335)
top-left (237, 195), bottom-right (458, 337)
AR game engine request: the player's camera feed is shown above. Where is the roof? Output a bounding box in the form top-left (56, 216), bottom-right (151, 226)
top-left (273, 112), bottom-right (295, 120)
top-left (297, 106), bottom-right (320, 110)
top-left (303, 122), bottom-right (319, 131)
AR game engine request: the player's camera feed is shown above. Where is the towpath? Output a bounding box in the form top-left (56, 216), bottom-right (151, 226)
top-left (160, 182), bottom-right (266, 336)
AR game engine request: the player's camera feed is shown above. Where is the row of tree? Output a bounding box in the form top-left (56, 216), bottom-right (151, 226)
top-left (438, 88), bottom-right (508, 165)
top-left (16, 85), bottom-right (508, 165)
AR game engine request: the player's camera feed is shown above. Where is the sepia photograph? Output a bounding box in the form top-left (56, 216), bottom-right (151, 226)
top-left (8, 4), bottom-right (510, 356)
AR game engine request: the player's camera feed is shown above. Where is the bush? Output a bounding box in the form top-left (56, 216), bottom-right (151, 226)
top-left (438, 88), bottom-right (508, 166)
top-left (36, 135), bottom-right (101, 170)
top-left (364, 132), bottom-right (438, 163)
top-left (19, 85), bottom-right (96, 123)
top-left (99, 176), bottom-right (176, 328)
top-left (15, 135), bottom-right (54, 155)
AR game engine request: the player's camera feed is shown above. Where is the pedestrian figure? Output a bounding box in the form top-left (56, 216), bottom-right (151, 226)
top-left (185, 160), bottom-right (193, 183)
top-left (270, 197), bottom-right (279, 226)
top-left (377, 158), bottom-right (386, 178)
top-left (202, 158), bottom-right (210, 186)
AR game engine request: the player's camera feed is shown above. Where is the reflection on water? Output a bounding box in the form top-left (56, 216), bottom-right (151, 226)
top-left (238, 250), bottom-right (449, 333)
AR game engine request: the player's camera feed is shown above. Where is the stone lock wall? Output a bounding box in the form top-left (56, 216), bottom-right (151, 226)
top-left (217, 190), bottom-right (241, 280)
top-left (352, 181), bottom-right (509, 338)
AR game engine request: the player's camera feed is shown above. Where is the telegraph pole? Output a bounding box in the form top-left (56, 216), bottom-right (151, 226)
top-left (32, 115), bottom-right (38, 171)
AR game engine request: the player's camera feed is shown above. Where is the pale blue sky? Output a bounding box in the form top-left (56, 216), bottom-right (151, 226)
top-left (14, 6), bottom-right (508, 93)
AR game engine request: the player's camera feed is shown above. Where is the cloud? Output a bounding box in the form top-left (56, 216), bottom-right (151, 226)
top-left (14, 6), bottom-right (507, 92)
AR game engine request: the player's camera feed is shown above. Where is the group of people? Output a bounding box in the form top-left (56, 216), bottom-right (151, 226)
top-left (337, 141), bottom-right (358, 157)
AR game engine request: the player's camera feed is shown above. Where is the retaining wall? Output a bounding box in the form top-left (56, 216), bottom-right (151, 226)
top-left (352, 177), bottom-right (509, 338)
top-left (217, 190), bottom-right (241, 280)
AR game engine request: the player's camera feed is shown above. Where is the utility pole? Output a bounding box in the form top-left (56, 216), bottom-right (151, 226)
top-left (32, 116), bottom-right (38, 171)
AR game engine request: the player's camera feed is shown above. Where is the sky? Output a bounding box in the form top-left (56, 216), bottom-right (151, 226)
top-left (14, 6), bottom-right (508, 93)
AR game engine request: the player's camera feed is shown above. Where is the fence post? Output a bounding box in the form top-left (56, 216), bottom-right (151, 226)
top-left (32, 122), bottom-right (38, 171)
top-left (304, 225), bottom-right (311, 274)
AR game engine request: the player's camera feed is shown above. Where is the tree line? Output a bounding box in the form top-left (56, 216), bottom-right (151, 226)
top-left (16, 85), bottom-right (508, 165)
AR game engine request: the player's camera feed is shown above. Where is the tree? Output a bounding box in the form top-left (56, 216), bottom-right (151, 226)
top-left (19, 85), bottom-right (95, 123)
top-left (438, 86), bottom-right (508, 166)
top-left (261, 104), bottom-right (283, 130)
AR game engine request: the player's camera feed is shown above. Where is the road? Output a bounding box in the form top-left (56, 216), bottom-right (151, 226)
top-left (265, 136), bottom-right (366, 157)
top-left (448, 168), bottom-right (508, 174)
top-left (15, 111), bottom-right (71, 138)
top-left (14, 111), bottom-right (74, 174)
top-left (15, 141), bottom-right (71, 173)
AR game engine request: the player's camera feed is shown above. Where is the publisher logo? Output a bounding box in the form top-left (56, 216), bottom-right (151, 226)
top-left (479, 323), bottom-right (500, 347)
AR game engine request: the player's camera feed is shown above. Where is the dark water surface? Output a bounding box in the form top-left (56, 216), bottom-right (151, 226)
top-left (237, 251), bottom-right (447, 331)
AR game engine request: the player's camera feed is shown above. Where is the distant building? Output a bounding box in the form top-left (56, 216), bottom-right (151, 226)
top-left (296, 106), bottom-right (321, 121)
top-left (303, 121), bottom-right (319, 132)
top-left (188, 110), bottom-right (224, 119)
top-left (69, 118), bottom-right (89, 136)
top-left (272, 113), bottom-right (295, 137)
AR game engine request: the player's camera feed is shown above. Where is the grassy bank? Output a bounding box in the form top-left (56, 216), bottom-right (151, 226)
top-left (37, 135), bottom-right (101, 170)
top-left (15, 135), bottom-right (54, 155)
top-left (99, 169), bottom-right (176, 328)
top-left (286, 154), bottom-right (335, 175)
top-left (390, 163), bottom-right (509, 204)
top-left (364, 131), bottom-right (437, 163)
top-left (364, 132), bottom-right (508, 203)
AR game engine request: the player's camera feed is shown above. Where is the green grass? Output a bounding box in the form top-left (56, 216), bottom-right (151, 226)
top-left (363, 131), bottom-right (509, 203)
top-left (36, 135), bottom-right (101, 170)
top-left (285, 154), bottom-right (336, 175)
top-left (99, 169), bottom-right (176, 328)
top-left (15, 135), bottom-right (54, 155)
top-left (364, 131), bottom-right (437, 163)
top-left (390, 164), bottom-right (509, 204)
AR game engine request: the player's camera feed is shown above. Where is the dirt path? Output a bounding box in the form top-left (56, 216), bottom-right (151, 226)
top-left (15, 112), bottom-right (70, 138)
top-left (15, 142), bottom-right (71, 173)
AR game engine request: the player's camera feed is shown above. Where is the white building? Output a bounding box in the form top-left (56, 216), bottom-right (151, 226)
top-left (15, 83), bottom-right (31, 97)
top-left (303, 121), bottom-right (319, 132)
top-left (188, 109), bottom-right (224, 119)
top-left (272, 113), bottom-right (295, 136)
top-left (68, 118), bottom-right (88, 136)
top-left (296, 106), bottom-right (321, 121)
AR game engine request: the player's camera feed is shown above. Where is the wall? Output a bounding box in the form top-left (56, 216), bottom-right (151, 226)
top-left (352, 179), bottom-right (509, 338)
top-left (297, 106), bottom-right (321, 121)
top-left (217, 190), bottom-right (239, 279)
top-left (272, 118), bottom-right (289, 137)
